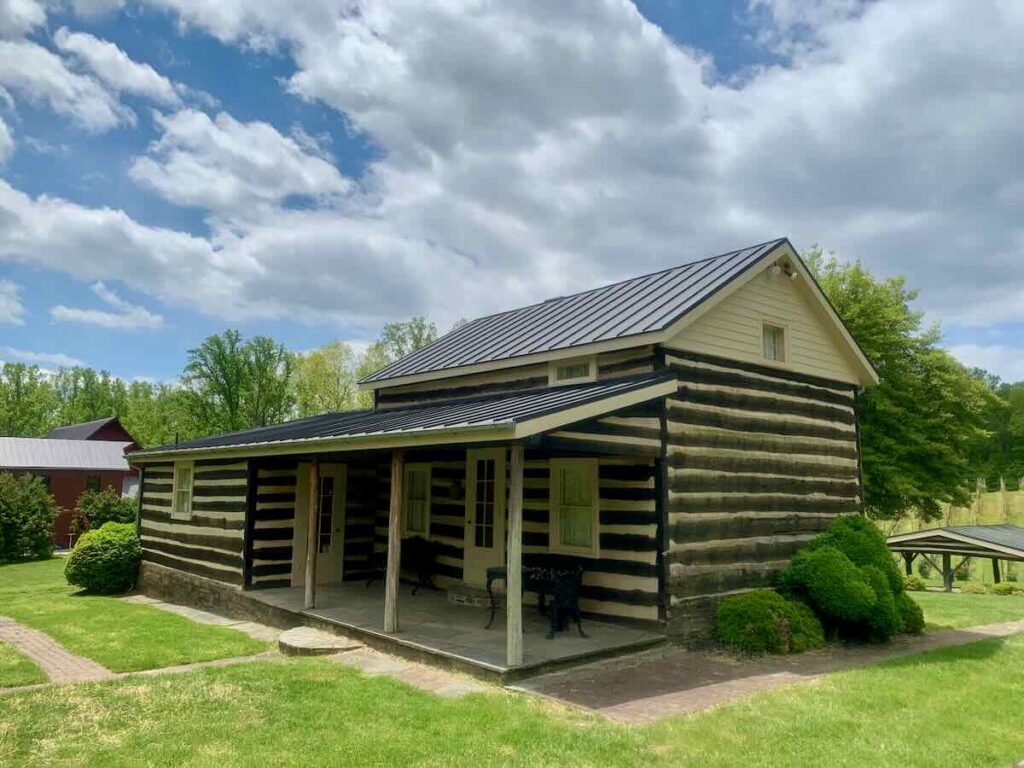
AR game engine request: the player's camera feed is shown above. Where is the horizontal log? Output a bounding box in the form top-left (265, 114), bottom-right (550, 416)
top-left (680, 386), bottom-right (855, 426)
top-left (143, 551), bottom-right (242, 585)
top-left (142, 538), bottom-right (242, 569)
top-left (669, 511), bottom-right (837, 542)
top-left (668, 426), bottom-right (858, 460)
top-left (669, 493), bottom-right (859, 515)
top-left (599, 463), bottom-right (656, 482)
top-left (193, 469), bottom-right (248, 481)
top-left (600, 509), bottom-right (660, 526)
top-left (139, 525), bottom-right (242, 553)
top-left (668, 560), bottom-right (785, 597)
top-left (192, 485), bottom-right (248, 499)
top-left (256, 492), bottom-right (295, 504)
top-left (251, 562), bottom-right (290, 578)
top-left (141, 508), bottom-right (246, 530)
top-left (253, 507), bottom-right (295, 523)
top-left (669, 360), bottom-right (854, 407)
top-left (252, 545), bottom-right (293, 561)
top-left (522, 552), bottom-right (658, 578)
top-left (600, 532), bottom-right (657, 552)
top-left (670, 471), bottom-right (860, 497)
top-left (599, 485), bottom-right (657, 502)
top-left (191, 500), bottom-right (247, 514)
top-left (248, 578), bottom-right (291, 590)
top-left (670, 452), bottom-right (859, 480)
top-left (668, 403), bottom-right (853, 442)
top-left (667, 533), bottom-right (814, 567)
top-left (580, 585), bottom-right (659, 607)
top-left (251, 527), bottom-right (294, 541)
top-left (666, 349), bottom-right (857, 393)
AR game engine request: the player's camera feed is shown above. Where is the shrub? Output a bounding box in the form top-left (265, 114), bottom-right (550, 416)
top-left (961, 583), bottom-right (988, 595)
top-left (0, 472), bottom-right (56, 562)
top-left (954, 560), bottom-right (972, 581)
top-left (989, 582), bottom-right (1018, 596)
top-left (897, 592), bottom-right (925, 634)
top-left (807, 515), bottom-right (904, 596)
top-left (778, 546), bottom-right (877, 631)
top-left (71, 488), bottom-right (136, 537)
top-left (859, 565), bottom-right (901, 643)
top-left (64, 522), bottom-right (141, 594)
top-left (716, 589), bottom-right (824, 654)
top-left (1006, 563), bottom-right (1018, 582)
top-left (917, 559), bottom-right (933, 579)
top-left (903, 574), bottom-right (927, 592)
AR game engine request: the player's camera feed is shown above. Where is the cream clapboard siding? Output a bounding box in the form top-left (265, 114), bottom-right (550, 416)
top-left (139, 459), bottom-right (248, 585)
top-left (663, 351), bottom-right (862, 634)
top-left (667, 268), bottom-right (860, 385)
top-left (375, 347), bottom-right (657, 409)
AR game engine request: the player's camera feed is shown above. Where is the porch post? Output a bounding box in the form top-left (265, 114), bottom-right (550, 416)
top-left (942, 553), bottom-right (953, 592)
top-left (303, 461), bottom-right (320, 609)
top-left (506, 444), bottom-right (524, 668)
top-left (384, 448), bottom-right (404, 633)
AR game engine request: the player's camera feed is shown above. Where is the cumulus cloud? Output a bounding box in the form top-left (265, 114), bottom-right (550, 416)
top-left (0, 0), bottom-right (45, 38)
top-left (50, 280), bottom-right (164, 329)
top-left (947, 344), bottom-right (1024, 384)
top-left (0, 345), bottom-right (84, 367)
top-left (0, 278), bottom-right (26, 324)
top-left (54, 27), bottom-right (182, 107)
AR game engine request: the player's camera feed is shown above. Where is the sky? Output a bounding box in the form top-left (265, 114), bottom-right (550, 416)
top-left (0, 0), bottom-right (1022, 383)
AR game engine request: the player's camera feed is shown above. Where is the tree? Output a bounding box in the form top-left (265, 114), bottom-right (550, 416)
top-left (0, 363), bottom-right (58, 437)
top-left (806, 247), bottom-right (996, 522)
top-left (293, 341), bottom-right (360, 417)
top-left (376, 317), bottom-right (438, 360)
top-left (120, 380), bottom-right (194, 448)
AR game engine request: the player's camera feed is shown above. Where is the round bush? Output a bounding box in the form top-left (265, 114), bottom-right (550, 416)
top-left (716, 589), bottom-right (825, 655)
top-left (897, 592), bottom-right (925, 634)
top-left (960, 583), bottom-right (988, 595)
top-left (808, 515), bottom-right (904, 596)
top-left (859, 565), bottom-right (901, 643)
top-left (71, 488), bottom-right (136, 537)
top-left (0, 472), bottom-right (56, 563)
top-left (989, 582), bottom-right (1018, 596)
top-left (778, 546), bottom-right (877, 627)
top-left (903, 574), bottom-right (927, 592)
top-left (64, 522), bottom-right (141, 594)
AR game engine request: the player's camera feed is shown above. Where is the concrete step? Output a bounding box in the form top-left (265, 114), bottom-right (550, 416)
top-left (278, 626), bottom-right (363, 656)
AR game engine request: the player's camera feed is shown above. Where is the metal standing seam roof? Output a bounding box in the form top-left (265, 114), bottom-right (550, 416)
top-left (134, 372), bottom-right (676, 456)
top-left (0, 438), bottom-right (132, 471)
top-left (887, 524), bottom-right (1024, 557)
top-left (361, 238), bottom-right (787, 384)
top-left (45, 416), bottom-right (120, 440)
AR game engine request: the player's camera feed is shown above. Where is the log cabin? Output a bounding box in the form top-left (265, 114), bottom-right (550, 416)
top-left (128, 237), bottom-right (878, 676)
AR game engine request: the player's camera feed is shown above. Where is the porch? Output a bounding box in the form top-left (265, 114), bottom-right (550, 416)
top-left (249, 580), bottom-right (665, 679)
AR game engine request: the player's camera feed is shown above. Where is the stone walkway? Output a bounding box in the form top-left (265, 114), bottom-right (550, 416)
top-left (0, 617), bottom-right (113, 684)
top-left (518, 618), bottom-right (1024, 723)
top-left (121, 595), bottom-right (282, 642)
top-left (328, 647), bottom-right (488, 698)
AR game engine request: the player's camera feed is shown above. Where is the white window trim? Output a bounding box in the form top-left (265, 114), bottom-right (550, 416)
top-left (170, 460), bottom-right (194, 521)
top-left (403, 463), bottom-right (432, 537)
top-left (547, 355), bottom-right (597, 386)
top-left (761, 319), bottom-right (789, 364)
top-left (549, 458), bottom-right (600, 557)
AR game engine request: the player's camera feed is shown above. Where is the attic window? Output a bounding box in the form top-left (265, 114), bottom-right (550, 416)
top-left (763, 322), bottom-right (787, 362)
top-left (549, 357), bottom-right (596, 386)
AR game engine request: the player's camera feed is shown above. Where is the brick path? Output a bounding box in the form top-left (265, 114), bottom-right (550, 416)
top-left (329, 647), bottom-right (488, 698)
top-left (0, 617), bottom-right (113, 684)
top-left (518, 618), bottom-right (1024, 723)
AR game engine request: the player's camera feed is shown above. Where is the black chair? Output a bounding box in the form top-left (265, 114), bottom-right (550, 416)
top-left (546, 567), bottom-right (586, 639)
top-left (365, 538), bottom-right (439, 595)
top-left (484, 564), bottom-right (586, 639)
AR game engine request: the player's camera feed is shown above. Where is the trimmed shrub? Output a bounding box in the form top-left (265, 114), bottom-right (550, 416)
top-left (903, 574), bottom-right (927, 592)
top-left (917, 559), bottom-right (933, 579)
top-left (71, 488), bottom-right (136, 537)
top-left (860, 565), bottom-right (901, 642)
top-left (0, 472), bottom-right (56, 562)
top-left (716, 589), bottom-right (824, 655)
top-left (897, 592), bottom-right (925, 634)
top-left (989, 582), bottom-right (1019, 596)
top-left (807, 515), bottom-right (904, 596)
top-left (64, 522), bottom-right (141, 594)
top-left (778, 546), bottom-right (877, 630)
top-left (961, 583), bottom-right (988, 595)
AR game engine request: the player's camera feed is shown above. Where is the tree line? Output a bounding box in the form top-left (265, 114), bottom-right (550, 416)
top-left (1, 254), bottom-right (1021, 529)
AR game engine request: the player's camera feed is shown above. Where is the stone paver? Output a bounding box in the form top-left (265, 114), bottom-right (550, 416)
top-left (329, 647), bottom-right (488, 698)
top-left (519, 618), bottom-right (1024, 723)
top-left (0, 617), bottom-right (113, 684)
top-left (279, 626), bottom-right (362, 656)
top-left (121, 595), bottom-right (282, 642)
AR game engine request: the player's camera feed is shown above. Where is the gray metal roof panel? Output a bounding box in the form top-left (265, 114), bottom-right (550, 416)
top-left (138, 372), bottom-right (675, 455)
top-left (45, 416), bottom-right (120, 440)
top-left (0, 438), bottom-right (132, 470)
top-left (362, 239), bottom-right (784, 383)
top-left (946, 525), bottom-right (1024, 553)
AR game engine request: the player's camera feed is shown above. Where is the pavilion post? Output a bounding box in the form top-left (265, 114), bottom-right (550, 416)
top-left (303, 461), bottom-right (321, 609)
top-left (902, 552), bottom-right (916, 576)
top-left (384, 449), bottom-right (404, 633)
top-left (992, 559), bottom-right (1002, 584)
top-left (506, 444), bottom-right (524, 668)
top-left (942, 553), bottom-right (953, 592)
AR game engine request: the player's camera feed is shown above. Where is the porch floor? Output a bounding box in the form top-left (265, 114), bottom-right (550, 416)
top-left (249, 581), bottom-right (664, 679)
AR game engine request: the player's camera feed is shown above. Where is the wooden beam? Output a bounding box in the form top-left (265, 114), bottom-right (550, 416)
top-left (942, 553), bottom-right (953, 592)
top-left (303, 461), bottom-right (320, 609)
top-left (506, 444), bottom-right (524, 668)
top-left (384, 449), bottom-right (404, 633)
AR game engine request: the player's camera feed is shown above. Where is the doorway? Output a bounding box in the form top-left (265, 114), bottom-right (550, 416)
top-left (463, 448), bottom-right (506, 586)
top-left (291, 463), bottom-right (347, 586)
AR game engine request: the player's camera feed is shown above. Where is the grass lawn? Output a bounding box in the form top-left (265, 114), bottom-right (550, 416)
top-left (913, 590), bottom-right (1024, 631)
top-left (0, 643), bottom-right (46, 688)
top-left (0, 559), bottom-right (269, 673)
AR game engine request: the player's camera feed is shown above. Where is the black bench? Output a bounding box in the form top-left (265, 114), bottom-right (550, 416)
top-left (485, 564), bottom-right (586, 638)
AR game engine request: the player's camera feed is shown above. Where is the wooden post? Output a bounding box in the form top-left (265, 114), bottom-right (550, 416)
top-left (902, 552), bottom-right (916, 576)
top-left (942, 553), bottom-right (953, 592)
top-left (506, 445), bottom-right (524, 668)
top-left (304, 461), bottom-right (320, 609)
top-left (993, 559), bottom-right (1002, 584)
top-left (384, 449), bottom-right (404, 633)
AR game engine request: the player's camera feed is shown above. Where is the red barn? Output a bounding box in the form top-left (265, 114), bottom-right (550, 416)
top-left (0, 417), bottom-right (139, 548)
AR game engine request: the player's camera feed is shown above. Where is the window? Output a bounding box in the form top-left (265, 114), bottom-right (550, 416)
top-left (86, 475), bottom-right (101, 493)
top-left (549, 459), bottom-right (599, 556)
top-left (548, 356), bottom-right (597, 386)
top-left (317, 475), bottom-right (335, 553)
top-left (472, 458), bottom-right (496, 548)
top-left (762, 322), bottom-right (786, 362)
top-left (404, 465), bottom-right (431, 536)
top-left (171, 461), bottom-right (194, 520)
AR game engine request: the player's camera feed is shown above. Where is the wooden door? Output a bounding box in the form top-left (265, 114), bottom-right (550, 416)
top-left (463, 448), bottom-right (506, 586)
top-left (291, 463), bottom-right (346, 586)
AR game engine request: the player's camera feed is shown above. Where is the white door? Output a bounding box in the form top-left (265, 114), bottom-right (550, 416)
top-left (463, 448), bottom-right (506, 586)
top-left (291, 463), bottom-right (346, 586)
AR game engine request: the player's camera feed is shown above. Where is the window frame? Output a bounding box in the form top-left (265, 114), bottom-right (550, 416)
top-left (547, 355), bottom-right (598, 386)
top-left (761, 320), bottom-right (788, 364)
top-left (403, 463), bottom-right (432, 537)
top-left (170, 460), bottom-right (195, 521)
top-left (85, 474), bottom-right (101, 493)
top-left (548, 458), bottom-right (600, 557)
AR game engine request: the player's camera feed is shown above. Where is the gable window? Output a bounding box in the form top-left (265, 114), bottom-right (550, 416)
top-left (171, 461), bottom-right (194, 520)
top-left (549, 459), bottom-right (599, 556)
top-left (548, 356), bottom-right (597, 386)
top-left (404, 464), bottom-right (431, 536)
top-left (762, 322), bottom-right (786, 362)
top-left (86, 475), bottom-right (101, 493)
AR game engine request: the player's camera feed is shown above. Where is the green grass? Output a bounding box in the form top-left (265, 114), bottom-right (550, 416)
top-left (0, 559), bottom-right (269, 673)
top-left (913, 590), bottom-right (1024, 631)
top-left (0, 643), bottom-right (46, 688)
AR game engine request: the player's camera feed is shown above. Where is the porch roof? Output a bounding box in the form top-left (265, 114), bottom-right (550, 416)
top-left (130, 372), bottom-right (677, 463)
top-left (886, 524), bottom-right (1024, 562)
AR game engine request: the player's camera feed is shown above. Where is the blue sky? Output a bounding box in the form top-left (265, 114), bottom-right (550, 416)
top-left (1, 0), bottom-right (1022, 382)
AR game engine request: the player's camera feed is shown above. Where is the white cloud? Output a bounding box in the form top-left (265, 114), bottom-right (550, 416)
top-left (0, 39), bottom-right (133, 131)
top-left (70, 0), bottom-right (125, 19)
top-left (129, 109), bottom-right (351, 217)
top-left (50, 280), bottom-right (164, 329)
top-left (0, 278), bottom-right (26, 324)
top-left (0, 0), bottom-right (45, 38)
top-left (947, 344), bottom-right (1024, 384)
top-left (0, 345), bottom-right (84, 367)
top-left (0, 114), bottom-right (12, 162)
top-left (54, 27), bottom-right (182, 107)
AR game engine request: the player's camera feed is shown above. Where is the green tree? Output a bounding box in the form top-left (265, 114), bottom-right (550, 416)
top-left (0, 363), bottom-right (58, 437)
top-left (293, 341), bottom-right (359, 417)
top-left (376, 317), bottom-right (438, 360)
top-left (806, 247), bottom-right (995, 522)
top-left (120, 380), bottom-right (194, 448)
